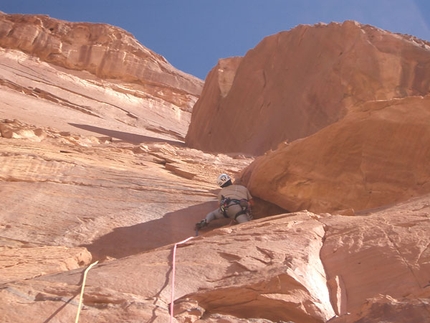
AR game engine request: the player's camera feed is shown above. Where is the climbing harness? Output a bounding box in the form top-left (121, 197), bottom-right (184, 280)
top-left (220, 196), bottom-right (251, 220)
top-left (170, 236), bottom-right (194, 323)
top-left (75, 260), bottom-right (99, 323)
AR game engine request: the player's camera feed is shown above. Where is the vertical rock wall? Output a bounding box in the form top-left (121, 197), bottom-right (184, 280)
top-left (186, 21), bottom-right (430, 155)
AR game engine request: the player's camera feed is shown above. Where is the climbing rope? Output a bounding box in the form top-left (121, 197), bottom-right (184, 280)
top-left (75, 260), bottom-right (99, 323)
top-left (170, 236), bottom-right (194, 323)
top-left (74, 237), bottom-right (194, 323)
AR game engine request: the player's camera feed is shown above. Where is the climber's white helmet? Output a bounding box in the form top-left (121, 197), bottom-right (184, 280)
top-left (217, 173), bottom-right (231, 187)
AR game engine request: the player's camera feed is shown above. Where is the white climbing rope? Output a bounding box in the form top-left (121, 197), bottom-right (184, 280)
top-left (75, 260), bottom-right (99, 323)
top-left (170, 237), bottom-right (194, 323)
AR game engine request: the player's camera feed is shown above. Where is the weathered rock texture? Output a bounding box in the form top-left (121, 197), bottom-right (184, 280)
top-left (240, 96), bottom-right (430, 214)
top-left (321, 199), bottom-right (430, 323)
top-left (1, 12), bottom-right (430, 323)
top-left (0, 11), bottom-right (203, 140)
top-left (186, 20), bottom-right (430, 155)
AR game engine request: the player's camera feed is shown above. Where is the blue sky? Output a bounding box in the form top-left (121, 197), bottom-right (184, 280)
top-left (1, 1), bottom-right (430, 80)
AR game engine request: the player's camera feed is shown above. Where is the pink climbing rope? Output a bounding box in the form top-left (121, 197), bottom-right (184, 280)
top-left (170, 236), bottom-right (194, 323)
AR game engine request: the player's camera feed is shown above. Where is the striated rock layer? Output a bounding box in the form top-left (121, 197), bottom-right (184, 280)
top-left (0, 47), bottom-right (196, 140)
top-left (186, 20), bottom-right (430, 155)
top-left (0, 11), bottom-right (203, 141)
top-left (0, 11), bottom-right (202, 97)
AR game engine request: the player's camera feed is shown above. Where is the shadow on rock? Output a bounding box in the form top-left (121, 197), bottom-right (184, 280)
top-left (81, 201), bottom-right (220, 261)
top-left (69, 123), bottom-right (185, 146)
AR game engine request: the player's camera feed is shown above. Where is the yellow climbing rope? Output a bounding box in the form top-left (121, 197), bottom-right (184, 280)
top-left (170, 237), bottom-right (194, 323)
top-left (75, 236), bottom-right (194, 323)
top-left (75, 260), bottom-right (99, 323)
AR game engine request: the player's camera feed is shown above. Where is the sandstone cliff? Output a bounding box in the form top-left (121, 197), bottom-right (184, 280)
top-left (186, 20), bottom-right (430, 155)
top-left (1, 12), bottom-right (430, 323)
top-left (0, 11), bottom-right (203, 140)
top-left (0, 11), bottom-right (202, 97)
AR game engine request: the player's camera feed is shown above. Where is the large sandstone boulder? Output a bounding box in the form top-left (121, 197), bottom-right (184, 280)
top-left (240, 95), bottom-right (430, 214)
top-left (186, 20), bottom-right (430, 155)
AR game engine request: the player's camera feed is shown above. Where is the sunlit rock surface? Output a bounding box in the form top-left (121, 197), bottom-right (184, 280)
top-left (186, 21), bottom-right (430, 155)
top-left (0, 11), bottom-right (203, 140)
top-left (1, 12), bottom-right (430, 323)
top-left (0, 11), bottom-right (202, 96)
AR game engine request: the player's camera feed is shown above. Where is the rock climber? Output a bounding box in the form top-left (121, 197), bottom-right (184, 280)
top-left (195, 173), bottom-right (253, 232)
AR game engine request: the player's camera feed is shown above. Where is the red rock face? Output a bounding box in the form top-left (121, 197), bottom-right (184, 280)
top-left (186, 21), bottom-right (430, 155)
top-left (184, 57), bottom-right (242, 150)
